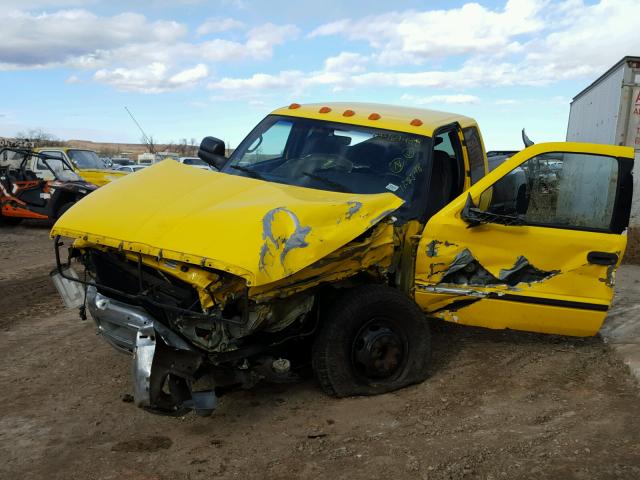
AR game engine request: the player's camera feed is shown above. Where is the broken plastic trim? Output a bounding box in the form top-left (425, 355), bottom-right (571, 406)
top-left (461, 193), bottom-right (524, 227)
top-left (133, 322), bottom-right (218, 416)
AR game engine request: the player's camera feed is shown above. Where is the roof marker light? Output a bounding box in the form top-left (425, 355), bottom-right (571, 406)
top-left (319, 106), bottom-right (332, 113)
top-left (288, 103), bottom-right (301, 109)
top-left (368, 113), bottom-right (381, 120)
top-left (343, 109), bottom-right (355, 117)
top-left (410, 118), bottom-right (423, 126)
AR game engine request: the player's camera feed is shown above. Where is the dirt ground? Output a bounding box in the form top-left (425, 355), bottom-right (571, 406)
top-left (1, 224), bottom-right (640, 480)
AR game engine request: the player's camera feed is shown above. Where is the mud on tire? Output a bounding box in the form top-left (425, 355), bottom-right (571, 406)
top-left (312, 285), bottom-right (431, 397)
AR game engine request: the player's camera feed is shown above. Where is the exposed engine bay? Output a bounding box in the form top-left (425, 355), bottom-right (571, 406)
top-left (54, 218), bottom-right (408, 415)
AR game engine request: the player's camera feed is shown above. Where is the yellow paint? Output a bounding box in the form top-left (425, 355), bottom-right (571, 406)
top-left (418, 290), bottom-right (606, 336)
top-left (35, 147), bottom-right (126, 186)
top-left (415, 142), bottom-right (634, 336)
top-left (51, 160), bottom-right (404, 287)
top-left (271, 102), bottom-right (479, 137)
top-left (72, 168), bottom-right (126, 186)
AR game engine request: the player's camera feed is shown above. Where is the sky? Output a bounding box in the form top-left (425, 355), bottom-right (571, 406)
top-left (0, 0), bottom-right (638, 149)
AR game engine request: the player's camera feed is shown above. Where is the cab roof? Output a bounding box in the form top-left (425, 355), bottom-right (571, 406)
top-left (270, 102), bottom-right (477, 137)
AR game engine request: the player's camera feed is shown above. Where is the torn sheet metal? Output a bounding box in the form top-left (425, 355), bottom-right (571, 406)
top-left (498, 255), bottom-right (559, 286)
top-left (435, 249), bottom-right (559, 288)
top-left (250, 222), bottom-right (396, 302)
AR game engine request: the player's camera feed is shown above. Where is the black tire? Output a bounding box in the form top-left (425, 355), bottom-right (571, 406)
top-left (0, 215), bottom-right (23, 226)
top-left (56, 201), bottom-right (75, 219)
top-left (312, 285), bottom-right (431, 397)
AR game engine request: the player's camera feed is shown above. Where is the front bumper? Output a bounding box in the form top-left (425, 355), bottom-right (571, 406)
top-left (87, 287), bottom-right (152, 353)
top-left (52, 240), bottom-right (220, 415)
top-left (82, 287), bottom-right (217, 415)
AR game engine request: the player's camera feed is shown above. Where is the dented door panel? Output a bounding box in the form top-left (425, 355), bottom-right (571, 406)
top-left (415, 142), bottom-right (634, 337)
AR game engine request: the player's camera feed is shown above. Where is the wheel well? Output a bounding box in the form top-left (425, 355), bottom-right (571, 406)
top-left (51, 191), bottom-right (77, 216)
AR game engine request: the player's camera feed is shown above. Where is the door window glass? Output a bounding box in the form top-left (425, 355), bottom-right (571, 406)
top-left (238, 120), bottom-right (293, 165)
top-left (428, 129), bottom-right (465, 211)
top-left (462, 127), bottom-right (485, 184)
top-left (482, 152), bottom-right (619, 231)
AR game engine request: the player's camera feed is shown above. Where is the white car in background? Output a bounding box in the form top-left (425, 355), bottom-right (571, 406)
top-left (178, 156), bottom-right (214, 170)
top-left (116, 165), bottom-right (147, 174)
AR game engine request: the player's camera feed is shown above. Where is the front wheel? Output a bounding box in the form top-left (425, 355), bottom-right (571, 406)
top-left (312, 285), bottom-right (431, 397)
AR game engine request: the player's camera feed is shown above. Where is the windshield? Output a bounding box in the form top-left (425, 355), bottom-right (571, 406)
top-left (225, 115), bottom-right (430, 204)
top-left (68, 150), bottom-right (105, 170)
top-left (33, 153), bottom-right (82, 181)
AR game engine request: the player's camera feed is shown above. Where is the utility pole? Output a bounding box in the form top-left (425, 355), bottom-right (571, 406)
top-left (124, 106), bottom-right (156, 154)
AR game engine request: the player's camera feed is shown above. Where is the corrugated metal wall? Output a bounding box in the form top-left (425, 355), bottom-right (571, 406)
top-left (566, 65), bottom-right (624, 145)
top-left (566, 60), bottom-right (640, 262)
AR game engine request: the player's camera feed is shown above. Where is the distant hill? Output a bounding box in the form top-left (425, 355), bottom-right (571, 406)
top-left (1, 136), bottom-right (226, 159)
top-left (66, 139), bottom-right (166, 156)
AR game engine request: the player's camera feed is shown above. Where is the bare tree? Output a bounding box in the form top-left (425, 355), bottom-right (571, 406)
top-left (141, 134), bottom-right (156, 154)
top-left (15, 128), bottom-right (66, 147)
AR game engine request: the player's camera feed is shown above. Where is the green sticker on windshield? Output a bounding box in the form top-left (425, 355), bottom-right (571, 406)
top-left (389, 157), bottom-right (405, 174)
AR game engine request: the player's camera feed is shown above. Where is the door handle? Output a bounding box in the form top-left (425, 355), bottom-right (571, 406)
top-left (587, 251), bottom-right (618, 266)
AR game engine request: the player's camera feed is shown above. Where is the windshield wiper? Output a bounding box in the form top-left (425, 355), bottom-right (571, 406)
top-left (229, 164), bottom-right (266, 181)
top-left (302, 171), bottom-right (353, 193)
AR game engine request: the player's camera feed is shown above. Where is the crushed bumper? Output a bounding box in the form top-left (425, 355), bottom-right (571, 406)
top-left (86, 287), bottom-right (217, 415)
top-left (87, 287), bottom-right (152, 353)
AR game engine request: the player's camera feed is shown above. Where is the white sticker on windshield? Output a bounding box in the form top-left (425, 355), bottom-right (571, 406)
top-left (386, 183), bottom-right (399, 192)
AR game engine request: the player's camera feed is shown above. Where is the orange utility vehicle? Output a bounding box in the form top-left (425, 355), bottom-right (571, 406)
top-left (0, 147), bottom-right (97, 225)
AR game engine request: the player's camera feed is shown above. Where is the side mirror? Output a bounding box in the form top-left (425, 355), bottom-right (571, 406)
top-left (198, 136), bottom-right (226, 170)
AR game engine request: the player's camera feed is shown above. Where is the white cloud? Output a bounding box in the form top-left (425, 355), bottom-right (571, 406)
top-left (0, 7), bottom-right (298, 93)
top-left (64, 74), bottom-right (81, 84)
top-left (211, 0), bottom-right (640, 98)
top-left (400, 94), bottom-right (480, 105)
top-left (207, 59), bottom-right (528, 97)
top-left (210, 70), bottom-right (304, 92)
top-left (0, 9), bottom-right (186, 69)
top-left (94, 63), bottom-right (208, 93)
top-left (310, 0), bottom-right (545, 64)
top-left (308, 19), bottom-right (349, 38)
top-left (523, 0), bottom-right (640, 78)
top-left (5, 0), bottom-right (639, 100)
top-left (244, 23), bottom-right (299, 56)
top-left (196, 17), bottom-right (244, 35)
top-left (169, 63), bottom-right (209, 84)
top-left (324, 52), bottom-right (369, 74)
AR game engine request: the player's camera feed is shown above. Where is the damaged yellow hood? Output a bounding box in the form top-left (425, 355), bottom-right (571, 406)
top-left (51, 161), bottom-right (403, 286)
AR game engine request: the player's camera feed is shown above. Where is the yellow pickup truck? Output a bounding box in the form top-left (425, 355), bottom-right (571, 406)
top-left (34, 147), bottom-right (125, 186)
top-left (51, 102), bottom-right (634, 415)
